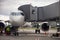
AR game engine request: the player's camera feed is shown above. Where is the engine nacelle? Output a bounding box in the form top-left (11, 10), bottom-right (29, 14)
top-left (0, 21), bottom-right (6, 29)
top-left (41, 23), bottom-right (49, 32)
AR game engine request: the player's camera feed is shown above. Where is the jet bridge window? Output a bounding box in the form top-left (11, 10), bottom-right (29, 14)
top-left (32, 10), bottom-right (35, 14)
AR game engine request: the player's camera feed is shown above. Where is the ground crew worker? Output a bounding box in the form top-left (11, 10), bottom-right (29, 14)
top-left (35, 23), bottom-right (40, 33)
top-left (5, 25), bottom-right (11, 35)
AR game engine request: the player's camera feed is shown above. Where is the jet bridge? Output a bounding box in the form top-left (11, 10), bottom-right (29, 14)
top-left (18, 1), bottom-right (59, 22)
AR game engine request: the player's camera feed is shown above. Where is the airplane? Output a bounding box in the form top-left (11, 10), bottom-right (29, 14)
top-left (9, 10), bottom-right (49, 34)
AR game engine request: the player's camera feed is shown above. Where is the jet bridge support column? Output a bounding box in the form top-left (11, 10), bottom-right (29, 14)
top-left (59, 0), bottom-right (60, 30)
top-left (34, 22), bottom-right (40, 34)
top-left (57, 1), bottom-right (60, 32)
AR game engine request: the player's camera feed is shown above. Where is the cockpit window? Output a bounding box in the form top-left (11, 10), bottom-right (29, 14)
top-left (11, 13), bottom-right (15, 15)
top-left (21, 13), bottom-right (24, 16)
top-left (11, 12), bottom-right (24, 16)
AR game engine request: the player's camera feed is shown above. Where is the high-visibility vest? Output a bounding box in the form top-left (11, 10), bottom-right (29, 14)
top-left (6, 27), bottom-right (10, 32)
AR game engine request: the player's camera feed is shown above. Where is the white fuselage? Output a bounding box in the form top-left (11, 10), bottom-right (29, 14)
top-left (10, 11), bottom-right (24, 27)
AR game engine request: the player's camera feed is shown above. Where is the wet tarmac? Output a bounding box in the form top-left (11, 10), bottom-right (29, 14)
top-left (0, 34), bottom-right (60, 40)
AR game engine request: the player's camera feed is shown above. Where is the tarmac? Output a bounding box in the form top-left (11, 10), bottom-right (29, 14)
top-left (0, 34), bottom-right (60, 40)
top-left (0, 29), bottom-right (60, 40)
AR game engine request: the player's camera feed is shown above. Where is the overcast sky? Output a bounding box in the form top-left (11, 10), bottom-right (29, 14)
top-left (0, 0), bottom-right (59, 16)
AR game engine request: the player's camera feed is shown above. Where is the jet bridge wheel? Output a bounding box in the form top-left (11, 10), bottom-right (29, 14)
top-left (57, 28), bottom-right (60, 32)
top-left (52, 33), bottom-right (59, 37)
top-left (35, 29), bottom-right (40, 33)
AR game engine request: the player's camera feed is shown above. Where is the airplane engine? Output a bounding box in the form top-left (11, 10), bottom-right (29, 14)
top-left (0, 21), bottom-right (5, 28)
top-left (41, 23), bottom-right (49, 32)
top-left (0, 21), bottom-right (5, 34)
